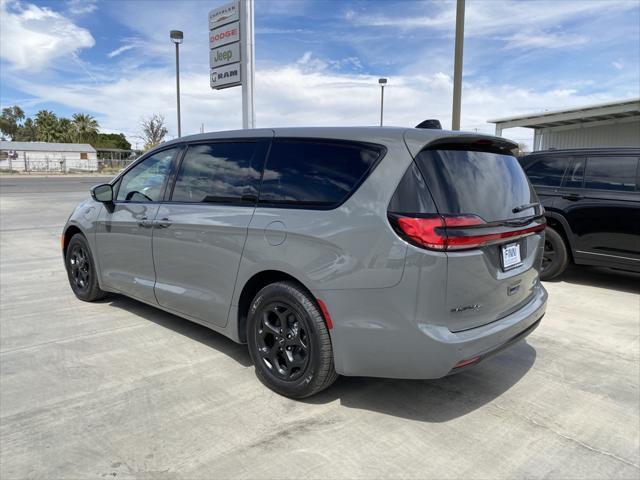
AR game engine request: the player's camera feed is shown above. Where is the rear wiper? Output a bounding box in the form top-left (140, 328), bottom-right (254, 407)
top-left (512, 202), bottom-right (540, 213)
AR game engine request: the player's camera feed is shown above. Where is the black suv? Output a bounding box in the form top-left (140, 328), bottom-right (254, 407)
top-left (520, 148), bottom-right (640, 280)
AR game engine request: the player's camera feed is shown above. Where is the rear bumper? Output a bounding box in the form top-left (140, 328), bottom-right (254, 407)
top-left (327, 283), bottom-right (547, 379)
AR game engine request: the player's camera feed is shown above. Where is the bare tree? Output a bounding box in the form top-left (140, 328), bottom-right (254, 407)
top-left (139, 114), bottom-right (168, 150)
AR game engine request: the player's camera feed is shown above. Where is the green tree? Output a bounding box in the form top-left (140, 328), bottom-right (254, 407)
top-left (139, 114), bottom-right (167, 150)
top-left (59, 118), bottom-right (76, 143)
top-left (72, 113), bottom-right (99, 143)
top-left (93, 133), bottom-right (132, 150)
top-left (34, 110), bottom-right (64, 142)
top-left (15, 118), bottom-right (37, 141)
top-left (0, 106), bottom-right (25, 140)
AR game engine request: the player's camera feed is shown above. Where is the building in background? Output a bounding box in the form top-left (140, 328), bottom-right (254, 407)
top-left (0, 142), bottom-right (98, 173)
top-left (489, 98), bottom-right (640, 151)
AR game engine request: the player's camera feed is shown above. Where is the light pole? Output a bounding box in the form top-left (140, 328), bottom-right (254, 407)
top-left (378, 78), bottom-right (387, 126)
top-left (451, 0), bottom-right (465, 130)
top-left (170, 30), bottom-right (183, 137)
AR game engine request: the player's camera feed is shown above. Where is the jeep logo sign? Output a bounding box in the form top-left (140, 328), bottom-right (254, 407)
top-left (209, 21), bottom-right (240, 49)
top-left (210, 63), bottom-right (241, 89)
top-left (210, 43), bottom-right (240, 68)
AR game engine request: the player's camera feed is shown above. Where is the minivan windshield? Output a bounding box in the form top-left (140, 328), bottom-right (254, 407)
top-left (415, 149), bottom-right (538, 223)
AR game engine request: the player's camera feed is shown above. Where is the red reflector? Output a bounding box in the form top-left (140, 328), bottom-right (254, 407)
top-left (316, 299), bottom-right (334, 330)
top-left (454, 356), bottom-right (481, 369)
top-left (392, 214), bottom-right (544, 251)
top-left (60, 233), bottom-right (65, 250)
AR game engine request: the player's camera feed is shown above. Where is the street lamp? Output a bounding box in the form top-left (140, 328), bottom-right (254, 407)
top-left (378, 78), bottom-right (387, 127)
top-left (170, 30), bottom-right (183, 137)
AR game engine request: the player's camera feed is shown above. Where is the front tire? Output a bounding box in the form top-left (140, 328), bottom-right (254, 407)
top-left (541, 227), bottom-right (569, 280)
top-left (247, 281), bottom-right (338, 398)
top-left (65, 233), bottom-right (107, 302)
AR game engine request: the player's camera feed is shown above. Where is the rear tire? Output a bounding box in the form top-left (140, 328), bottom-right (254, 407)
top-left (247, 281), bottom-right (338, 398)
top-left (65, 233), bottom-right (107, 302)
top-left (541, 227), bottom-right (569, 280)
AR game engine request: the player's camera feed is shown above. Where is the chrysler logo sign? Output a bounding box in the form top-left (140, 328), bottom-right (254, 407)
top-left (208, 1), bottom-right (239, 29)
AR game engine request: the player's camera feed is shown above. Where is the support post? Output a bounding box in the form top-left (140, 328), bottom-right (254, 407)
top-left (451, 0), bottom-right (465, 131)
top-left (241, 0), bottom-right (255, 129)
top-left (175, 42), bottom-right (182, 137)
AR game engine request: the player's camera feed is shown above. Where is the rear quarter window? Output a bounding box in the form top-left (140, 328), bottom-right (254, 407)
top-left (259, 139), bottom-right (385, 208)
top-left (524, 156), bottom-right (569, 187)
top-left (584, 156), bottom-right (638, 191)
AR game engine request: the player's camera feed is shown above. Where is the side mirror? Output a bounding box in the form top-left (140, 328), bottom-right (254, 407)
top-left (91, 184), bottom-right (113, 203)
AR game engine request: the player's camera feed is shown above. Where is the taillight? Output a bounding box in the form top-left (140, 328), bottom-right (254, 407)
top-left (390, 214), bottom-right (545, 251)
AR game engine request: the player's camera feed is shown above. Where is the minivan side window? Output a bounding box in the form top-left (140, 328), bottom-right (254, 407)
top-left (259, 139), bottom-right (384, 208)
top-left (584, 157), bottom-right (638, 192)
top-left (171, 142), bottom-right (264, 203)
top-left (116, 148), bottom-right (177, 202)
top-left (525, 157), bottom-right (569, 187)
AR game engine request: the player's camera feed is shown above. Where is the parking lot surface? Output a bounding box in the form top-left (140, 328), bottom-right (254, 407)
top-left (1, 176), bottom-right (639, 479)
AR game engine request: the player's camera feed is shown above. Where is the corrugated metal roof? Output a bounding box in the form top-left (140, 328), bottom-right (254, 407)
top-left (488, 98), bottom-right (640, 128)
top-left (0, 141), bottom-right (97, 153)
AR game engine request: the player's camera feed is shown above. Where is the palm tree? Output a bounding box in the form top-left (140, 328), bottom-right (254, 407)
top-left (72, 113), bottom-right (99, 143)
top-left (35, 110), bottom-right (63, 142)
top-left (59, 118), bottom-right (76, 143)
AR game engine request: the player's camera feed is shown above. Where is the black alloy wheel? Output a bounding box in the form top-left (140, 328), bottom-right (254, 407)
top-left (69, 243), bottom-right (91, 292)
top-left (256, 302), bottom-right (310, 381)
top-left (65, 233), bottom-right (107, 302)
top-left (247, 281), bottom-right (338, 398)
top-left (540, 227), bottom-right (569, 281)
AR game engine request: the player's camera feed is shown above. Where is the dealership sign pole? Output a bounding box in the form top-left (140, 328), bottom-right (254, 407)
top-left (209, 0), bottom-right (255, 129)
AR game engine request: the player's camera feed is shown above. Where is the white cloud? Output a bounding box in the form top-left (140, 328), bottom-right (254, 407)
top-left (66, 0), bottom-right (97, 15)
top-left (347, 0), bottom-right (637, 40)
top-left (0, 0), bottom-right (95, 71)
top-left (612, 60), bottom-right (624, 70)
top-left (504, 30), bottom-right (588, 49)
top-left (107, 45), bottom-right (135, 58)
top-left (6, 58), bottom-right (620, 151)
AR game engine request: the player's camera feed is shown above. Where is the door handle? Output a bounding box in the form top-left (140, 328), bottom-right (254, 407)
top-left (561, 193), bottom-right (583, 201)
top-left (155, 218), bottom-right (172, 229)
top-left (137, 216), bottom-right (154, 228)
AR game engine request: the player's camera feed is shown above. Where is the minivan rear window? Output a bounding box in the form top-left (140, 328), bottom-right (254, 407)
top-left (259, 139), bottom-right (385, 208)
top-left (415, 149), bottom-right (537, 222)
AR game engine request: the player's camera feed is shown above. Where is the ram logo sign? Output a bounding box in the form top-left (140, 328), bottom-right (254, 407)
top-left (210, 63), bottom-right (241, 89)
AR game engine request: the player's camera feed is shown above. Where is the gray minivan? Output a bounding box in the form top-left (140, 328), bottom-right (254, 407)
top-left (63, 127), bottom-right (547, 398)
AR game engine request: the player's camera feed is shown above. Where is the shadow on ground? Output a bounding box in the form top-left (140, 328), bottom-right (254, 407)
top-left (104, 295), bottom-right (252, 367)
top-left (546, 265), bottom-right (640, 294)
top-left (104, 294), bottom-right (537, 422)
top-left (303, 342), bottom-right (536, 422)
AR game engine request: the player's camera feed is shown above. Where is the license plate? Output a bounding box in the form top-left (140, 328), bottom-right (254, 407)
top-left (501, 242), bottom-right (522, 270)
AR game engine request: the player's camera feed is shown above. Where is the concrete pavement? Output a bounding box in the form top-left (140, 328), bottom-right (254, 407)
top-left (1, 176), bottom-right (638, 479)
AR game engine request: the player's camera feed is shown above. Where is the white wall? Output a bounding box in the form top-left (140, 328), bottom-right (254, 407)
top-left (0, 150), bottom-right (97, 172)
top-left (537, 119), bottom-right (640, 150)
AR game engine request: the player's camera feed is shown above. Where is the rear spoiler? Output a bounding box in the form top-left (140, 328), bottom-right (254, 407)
top-left (404, 130), bottom-right (519, 158)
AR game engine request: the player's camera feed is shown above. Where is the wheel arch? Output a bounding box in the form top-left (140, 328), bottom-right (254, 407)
top-left (544, 212), bottom-right (574, 262)
top-left (62, 224), bottom-right (85, 257)
top-left (236, 270), bottom-right (318, 344)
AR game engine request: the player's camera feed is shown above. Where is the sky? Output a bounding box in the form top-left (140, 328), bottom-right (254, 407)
top-left (1, 0), bottom-right (639, 150)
